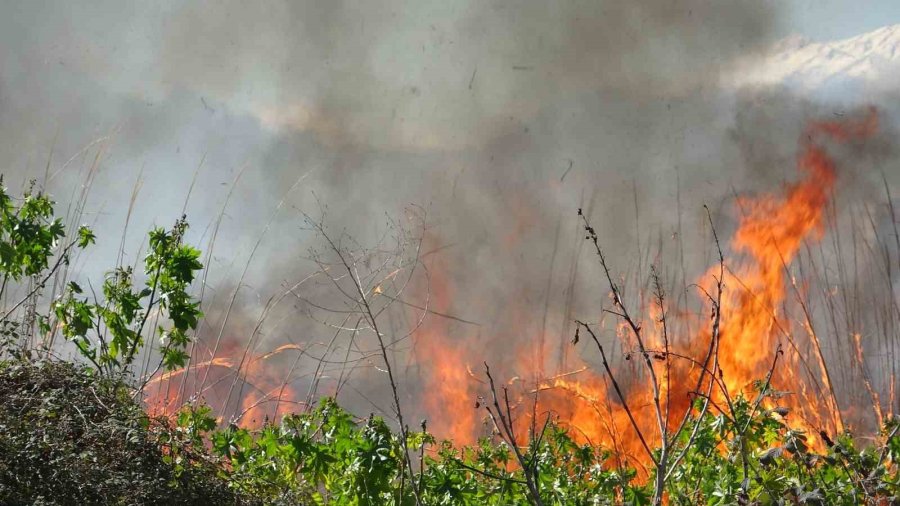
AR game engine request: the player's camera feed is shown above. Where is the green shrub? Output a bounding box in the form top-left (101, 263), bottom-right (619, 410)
top-left (0, 359), bottom-right (250, 505)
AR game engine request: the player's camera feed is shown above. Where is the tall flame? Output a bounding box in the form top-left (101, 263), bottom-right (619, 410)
top-left (143, 109), bottom-right (882, 470)
top-left (418, 107), bottom-right (879, 470)
top-left (412, 248), bottom-right (479, 443)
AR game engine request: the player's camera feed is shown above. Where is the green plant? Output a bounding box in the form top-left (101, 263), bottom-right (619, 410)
top-left (52, 216), bottom-right (202, 377)
top-left (0, 359), bottom-right (249, 505)
top-left (154, 392), bottom-right (900, 505)
top-left (0, 181), bottom-right (94, 357)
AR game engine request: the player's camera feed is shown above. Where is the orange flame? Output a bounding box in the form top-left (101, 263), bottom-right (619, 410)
top-left (142, 108), bottom-right (882, 472)
top-left (416, 108), bottom-right (879, 468)
top-left (412, 248), bottom-right (479, 443)
top-left (145, 341), bottom-right (303, 427)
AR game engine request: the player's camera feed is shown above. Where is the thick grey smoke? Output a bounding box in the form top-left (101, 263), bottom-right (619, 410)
top-left (3, 1), bottom-right (898, 429)
top-left (0, 0), bottom-right (786, 313)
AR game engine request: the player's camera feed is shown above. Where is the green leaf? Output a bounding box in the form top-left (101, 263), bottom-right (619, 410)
top-left (77, 225), bottom-right (96, 248)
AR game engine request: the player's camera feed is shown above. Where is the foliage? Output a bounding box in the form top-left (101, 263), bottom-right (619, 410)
top-left (0, 183), bottom-right (223, 504)
top-left (52, 215), bottom-right (203, 376)
top-left (0, 359), bottom-right (249, 505)
top-left (663, 389), bottom-right (900, 505)
top-left (5, 355), bottom-right (900, 504)
top-left (0, 181), bottom-right (94, 359)
top-left (170, 393), bottom-right (900, 505)
top-left (0, 179), bottom-right (83, 282)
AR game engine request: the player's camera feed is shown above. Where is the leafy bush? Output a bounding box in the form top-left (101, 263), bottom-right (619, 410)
top-left (52, 216), bottom-right (203, 377)
top-left (0, 183), bottom-right (236, 504)
top-left (0, 359), bottom-right (249, 505)
top-left (10, 364), bottom-right (625, 505)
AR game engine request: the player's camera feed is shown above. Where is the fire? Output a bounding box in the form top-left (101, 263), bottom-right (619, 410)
top-left (713, 108), bottom-right (876, 435)
top-left (145, 340), bottom-right (303, 427)
top-left (411, 248), bottom-right (479, 443)
top-left (232, 343), bottom-right (302, 426)
top-left (142, 108), bottom-right (883, 472)
top-left (416, 108), bottom-right (879, 468)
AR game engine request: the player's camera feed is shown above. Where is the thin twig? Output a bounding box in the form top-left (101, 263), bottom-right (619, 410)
top-left (484, 363), bottom-right (544, 506)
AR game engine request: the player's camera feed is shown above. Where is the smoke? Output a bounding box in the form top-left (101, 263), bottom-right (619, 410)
top-left (155, 1), bottom-right (780, 149)
top-left (4, 1), bottom-right (899, 429)
top-left (0, 0), bottom-right (788, 304)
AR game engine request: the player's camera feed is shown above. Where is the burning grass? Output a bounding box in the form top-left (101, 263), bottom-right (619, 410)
top-left (1, 107), bottom-right (899, 503)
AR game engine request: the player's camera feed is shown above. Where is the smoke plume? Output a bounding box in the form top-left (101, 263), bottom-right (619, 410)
top-left (3, 0), bottom-right (899, 433)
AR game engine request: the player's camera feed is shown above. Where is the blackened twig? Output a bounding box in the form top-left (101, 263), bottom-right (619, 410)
top-left (484, 363), bottom-right (544, 506)
top-left (573, 321), bottom-right (657, 466)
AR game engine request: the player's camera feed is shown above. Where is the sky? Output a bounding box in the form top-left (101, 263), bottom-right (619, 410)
top-left (790, 0), bottom-right (900, 40)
